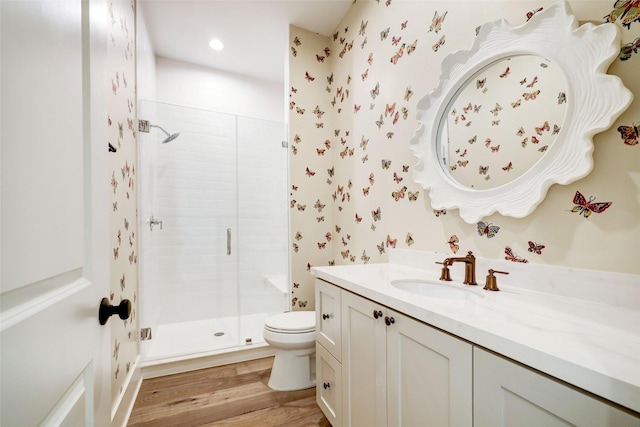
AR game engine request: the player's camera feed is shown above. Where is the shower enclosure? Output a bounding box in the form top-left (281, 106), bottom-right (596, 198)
top-left (138, 100), bottom-right (289, 362)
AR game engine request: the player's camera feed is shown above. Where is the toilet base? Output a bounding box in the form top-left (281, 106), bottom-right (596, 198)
top-left (267, 347), bottom-right (316, 391)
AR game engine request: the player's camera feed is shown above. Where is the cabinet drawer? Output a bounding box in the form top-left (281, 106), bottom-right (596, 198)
top-left (315, 279), bottom-right (342, 359)
top-left (316, 343), bottom-right (342, 427)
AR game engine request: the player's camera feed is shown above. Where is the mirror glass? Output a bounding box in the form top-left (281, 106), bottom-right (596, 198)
top-left (441, 55), bottom-right (567, 190)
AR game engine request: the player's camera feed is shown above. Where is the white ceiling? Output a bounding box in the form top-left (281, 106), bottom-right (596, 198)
top-left (138, 0), bottom-right (353, 84)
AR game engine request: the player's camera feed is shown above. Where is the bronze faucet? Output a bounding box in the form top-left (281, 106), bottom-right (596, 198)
top-left (438, 251), bottom-right (477, 285)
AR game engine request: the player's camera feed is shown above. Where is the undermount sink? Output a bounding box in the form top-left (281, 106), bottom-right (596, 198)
top-left (391, 279), bottom-right (483, 301)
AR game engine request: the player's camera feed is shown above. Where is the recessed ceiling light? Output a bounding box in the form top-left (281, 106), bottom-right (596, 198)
top-left (209, 39), bottom-right (224, 51)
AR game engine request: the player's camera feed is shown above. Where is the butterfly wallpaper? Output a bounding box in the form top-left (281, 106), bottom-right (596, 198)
top-left (108, 0), bottom-right (139, 406)
top-left (289, 0), bottom-right (640, 309)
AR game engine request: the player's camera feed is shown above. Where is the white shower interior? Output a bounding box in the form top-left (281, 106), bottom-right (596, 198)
top-left (138, 99), bottom-right (289, 361)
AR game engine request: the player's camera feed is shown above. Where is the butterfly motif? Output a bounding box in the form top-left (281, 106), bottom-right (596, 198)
top-left (371, 82), bottom-right (380, 99)
top-left (391, 36), bottom-right (402, 46)
top-left (405, 232), bottom-right (415, 246)
top-left (526, 7), bottom-right (544, 20)
top-left (526, 76), bottom-right (539, 88)
top-left (490, 145), bottom-right (500, 152)
top-left (620, 36), bottom-right (640, 60)
top-left (570, 191), bottom-right (612, 218)
top-left (386, 132), bottom-right (395, 139)
top-left (476, 78), bottom-right (486, 89)
top-left (407, 40), bottom-right (418, 54)
top-left (393, 172), bottom-right (403, 183)
top-left (296, 204), bottom-right (306, 211)
top-left (372, 207), bottom-right (381, 221)
top-left (380, 27), bottom-right (390, 41)
top-left (538, 145), bottom-right (549, 152)
top-left (499, 67), bottom-right (510, 78)
top-left (505, 246), bottom-right (528, 263)
top-left (341, 249), bottom-right (350, 259)
top-left (316, 149), bottom-right (325, 156)
top-left (361, 250), bottom-right (371, 264)
top-left (448, 235), bottom-right (460, 254)
top-left (434, 209), bottom-right (446, 217)
top-left (377, 242), bottom-right (386, 254)
top-left (292, 243), bottom-right (299, 252)
top-left (489, 103), bottom-right (503, 116)
top-left (298, 300), bottom-right (308, 308)
top-left (392, 186), bottom-right (407, 201)
top-left (552, 124), bottom-right (561, 135)
top-left (305, 167), bottom-right (316, 177)
top-left (402, 165), bottom-right (409, 172)
top-left (432, 35), bottom-right (445, 52)
top-left (362, 186), bottom-right (370, 196)
top-left (317, 242), bottom-right (327, 249)
top-left (355, 213), bottom-right (362, 223)
top-left (516, 127), bottom-right (526, 136)
top-left (605, 0), bottom-right (640, 29)
top-left (511, 99), bottom-right (522, 108)
top-left (617, 123), bottom-right (639, 146)
top-left (477, 221), bottom-right (500, 238)
top-left (523, 90), bottom-right (540, 100)
top-left (369, 173), bottom-right (375, 185)
top-left (314, 199), bottom-right (325, 212)
top-left (535, 121), bottom-right (550, 135)
top-left (304, 71), bottom-right (315, 82)
top-left (527, 241), bottom-right (545, 255)
top-left (479, 165), bottom-right (489, 175)
top-left (408, 191), bottom-right (419, 201)
top-left (385, 234), bottom-right (397, 248)
top-left (295, 231), bottom-right (303, 241)
top-left (502, 162), bottom-right (513, 172)
top-left (404, 87), bottom-right (414, 101)
top-left (428, 10), bottom-right (448, 33)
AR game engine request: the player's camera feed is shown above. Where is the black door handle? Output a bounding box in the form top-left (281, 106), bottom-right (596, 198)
top-left (99, 298), bottom-right (131, 325)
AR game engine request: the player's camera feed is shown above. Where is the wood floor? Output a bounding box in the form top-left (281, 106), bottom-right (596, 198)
top-left (128, 357), bottom-right (330, 427)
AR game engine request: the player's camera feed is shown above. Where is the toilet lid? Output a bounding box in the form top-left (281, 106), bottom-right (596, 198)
top-left (265, 311), bottom-right (316, 333)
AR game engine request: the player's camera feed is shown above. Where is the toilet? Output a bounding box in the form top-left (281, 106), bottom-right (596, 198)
top-left (263, 311), bottom-right (316, 391)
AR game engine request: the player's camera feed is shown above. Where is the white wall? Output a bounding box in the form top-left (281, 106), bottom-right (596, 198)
top-left (154, 56), bottom-right (284, 122)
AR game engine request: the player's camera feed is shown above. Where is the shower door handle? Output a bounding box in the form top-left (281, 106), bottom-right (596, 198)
top-left (227, 228), bottom-right (231, 255)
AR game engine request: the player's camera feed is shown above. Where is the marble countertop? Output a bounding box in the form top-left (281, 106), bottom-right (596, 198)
top-left (311, 260), bottom-right (640, 414)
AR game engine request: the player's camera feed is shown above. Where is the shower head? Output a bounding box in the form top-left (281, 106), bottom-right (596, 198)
top-left (150, 124), bottom-right (180, 144)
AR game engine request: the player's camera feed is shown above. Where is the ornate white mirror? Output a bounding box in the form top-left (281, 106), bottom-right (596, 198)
top-left (410, 1), bottom-right (633, 223)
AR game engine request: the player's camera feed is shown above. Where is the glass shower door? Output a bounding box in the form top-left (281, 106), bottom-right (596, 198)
top-left (138, 100), bottom-right (239, 360)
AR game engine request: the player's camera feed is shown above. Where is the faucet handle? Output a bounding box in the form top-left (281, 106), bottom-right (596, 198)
top-left (484, 269), bottom-right (509, 291)
top-left (436, 261), bottom-right (452, 281)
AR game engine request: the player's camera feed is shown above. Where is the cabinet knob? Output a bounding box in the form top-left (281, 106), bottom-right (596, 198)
top-left (322, 313), bottom-right (330, 320)
top-left (384, 316), bottom-right (395, 326)
top-left (323, 382), bottom-right (331, 389)
top-left (373, 310), bottom-right (383, 319)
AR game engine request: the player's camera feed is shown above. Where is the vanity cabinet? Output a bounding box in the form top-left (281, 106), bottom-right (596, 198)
top-left (316, 279), bottom-right (473, 426)
top-left (473, 348), bottom-right (640, 427)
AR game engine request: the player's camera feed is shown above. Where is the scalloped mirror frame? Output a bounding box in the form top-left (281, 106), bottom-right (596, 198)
top-left (410, 1), bottom-right (633, 224)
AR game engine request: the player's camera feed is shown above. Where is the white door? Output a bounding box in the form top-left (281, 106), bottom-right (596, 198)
top-left (1, 0), bottom-right (111, 425)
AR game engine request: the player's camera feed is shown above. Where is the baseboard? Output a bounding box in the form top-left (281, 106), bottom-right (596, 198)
top-left (140, 343), bottom-right (276, 379)
top-left (111, 356), bottom-right (143, 427)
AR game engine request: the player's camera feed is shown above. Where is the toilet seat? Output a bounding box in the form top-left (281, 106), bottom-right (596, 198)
top-left (264, 311), bottom-right (315, 334)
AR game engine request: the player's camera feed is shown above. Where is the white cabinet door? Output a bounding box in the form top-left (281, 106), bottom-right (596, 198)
top-left (387, 310), bottom-right (473, 427)
top-left (316, 343), bottom-right (342, 427)
top-left (316, 279), bottom-right (342, 359)
top-left (1, 0), bottom-right (110, 425)
top-left (341, 291), bottom-right (387, 427)
top-left (474, 348), bottom-right (640, 427)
